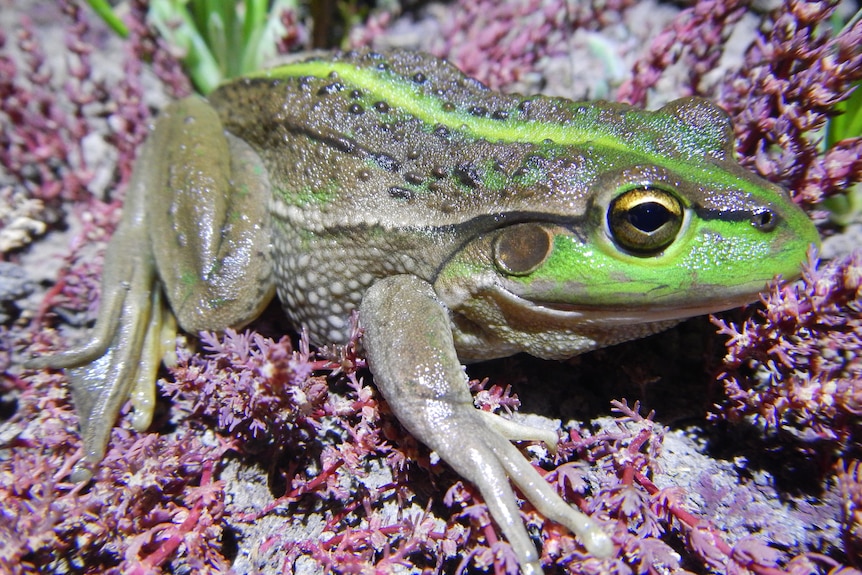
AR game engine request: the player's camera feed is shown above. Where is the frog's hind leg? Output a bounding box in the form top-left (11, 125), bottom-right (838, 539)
top-left (146, 98), bottom-right (276, 335)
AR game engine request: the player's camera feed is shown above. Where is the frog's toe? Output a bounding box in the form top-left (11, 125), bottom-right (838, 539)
top-left (430, 408), bottom-right (614, 569)
top-left (477, 410), bottom-right (560, 454)
top-left (434, 414), bottom-right (545, 572)
top-left (130, 290), bottom-right (177, 432)
top-left (486, 427), bottom-right (614, 559)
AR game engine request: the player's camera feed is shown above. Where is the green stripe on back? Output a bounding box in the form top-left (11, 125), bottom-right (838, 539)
top-left (246, 57), bottom-right (775, 205)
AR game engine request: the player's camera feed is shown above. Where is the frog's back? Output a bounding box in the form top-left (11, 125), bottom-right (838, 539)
top-left (208, 50), bottom-right (589, 343)
top-left (211, 51), bottom-right (584, 229)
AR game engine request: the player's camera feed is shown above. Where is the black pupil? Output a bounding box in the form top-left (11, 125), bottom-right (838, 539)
top-left (628, 202), bottom-right (670, 233)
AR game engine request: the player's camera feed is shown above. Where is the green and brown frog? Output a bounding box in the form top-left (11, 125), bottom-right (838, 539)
top-left (30, 50), bottom-right (819, 574)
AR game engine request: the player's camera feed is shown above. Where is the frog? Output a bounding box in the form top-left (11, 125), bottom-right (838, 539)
top-left (29, 50), bottom-right (819, 574)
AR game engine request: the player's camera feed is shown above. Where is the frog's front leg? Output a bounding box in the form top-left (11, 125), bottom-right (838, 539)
top-left (360, 275), bottom-right (614, 574)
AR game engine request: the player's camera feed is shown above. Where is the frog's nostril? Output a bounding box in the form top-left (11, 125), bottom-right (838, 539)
top-left (751, 209), bottom-right (777, 232)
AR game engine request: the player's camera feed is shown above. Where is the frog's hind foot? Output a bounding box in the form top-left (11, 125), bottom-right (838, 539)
top-left (25, 170), bottom-right (174, 481)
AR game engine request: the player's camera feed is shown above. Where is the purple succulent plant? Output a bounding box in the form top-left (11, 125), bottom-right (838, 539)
top-left (5, 0), bottom-right (862, 573)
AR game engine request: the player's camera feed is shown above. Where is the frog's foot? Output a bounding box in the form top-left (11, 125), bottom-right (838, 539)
top-left (477, 410), bottom-right (559, 455)
top-left (477, 410), bottom-right (612, 551)
top-left (425, 401), bottom-right (614, 570)
top-left (360, 275), bottom-right (614, 574)
top-left (27, 262), bottom-right (171, 481)
top-left (425, 401), bottom-right (614, 573)
top-left (26, 166), bottom-right (171, 481)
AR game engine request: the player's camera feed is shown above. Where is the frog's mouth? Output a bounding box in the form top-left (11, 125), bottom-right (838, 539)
top-left (488, 284), bottom-right (764, 326)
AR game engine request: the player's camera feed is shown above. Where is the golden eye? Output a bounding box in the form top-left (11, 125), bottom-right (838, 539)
top-left (493, 224), bottom-right (553, 276)
top-left (607, 187), bottom-right (684, 254)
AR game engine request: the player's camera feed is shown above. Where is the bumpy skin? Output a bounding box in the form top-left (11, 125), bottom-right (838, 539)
top-left (31, 50), bottom-right (819, 574)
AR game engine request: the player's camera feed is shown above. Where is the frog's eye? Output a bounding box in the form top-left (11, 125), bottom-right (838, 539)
top-left (494, 224), bottom-right (553, 276)
top-left (607, 188), bottom-right (684, 254)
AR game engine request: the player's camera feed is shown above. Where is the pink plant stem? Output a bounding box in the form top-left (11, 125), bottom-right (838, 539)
top-left (130, 461), bottom-right (215, 572)
top-left (635, 469), bottom-right (791, 575)
top-left (236, 460), bottom-right (345, 522)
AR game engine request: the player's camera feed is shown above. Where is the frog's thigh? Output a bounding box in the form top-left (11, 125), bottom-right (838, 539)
top-left (147, 97), bottom-right (275, 333)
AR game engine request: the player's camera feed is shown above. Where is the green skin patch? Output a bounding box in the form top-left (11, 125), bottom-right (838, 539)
top-left (275, 181), bottom-right (340, 207)
top-left (518, 216), bottom-right (813, 306)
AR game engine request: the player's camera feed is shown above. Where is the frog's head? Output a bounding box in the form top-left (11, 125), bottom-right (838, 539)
top-left (434, 97), bottom-right (820, 360)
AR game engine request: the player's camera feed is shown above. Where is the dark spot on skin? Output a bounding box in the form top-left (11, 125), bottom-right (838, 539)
top-left (513, 167), bottom-right (529, 178)
top-left (407, 148), bottom-right (421, 160)
top-left (371, 153), bottom-right (400, 172)
top-left (412, 72), bottom-right (427, 84)
top-left (388, 186), bottom-right (414, 200)
top-left (317, 82), bottom-right (344, 96)
top-left (374, 101), bottom-right (390, 113)
top-left (357, 168), bottom-right (373, 181)
top-left (439, 200), bottom-right (457, 213)
top-left (404, 171), bottom-right (424, 185)
top-left (321, 134), bottom-right (354, 153)
top-left (434, 125), bottom-right (450, 138)
top-left (518, 99), bottom-right (532, 113)
top-left (349, 103), bottom-right (364, 115)
top-left (327, 71), bottom-right (339, 79)
top-left (470, 106), bottom-right (488, 117)
top-left (453, 163), bottom-right (480, 188)
top-left (441, 102), bottom-right (456, 112)
top-left (376, 62), bottom-right (389, 71)
top-left (492, 110), bottom-right (509, 120)
top-left (491, 159), bottom-right (505, 173)
top-left (431, 165), bottom-right (448, 179)
top-left (350, 89), bottom-right (362, 98)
